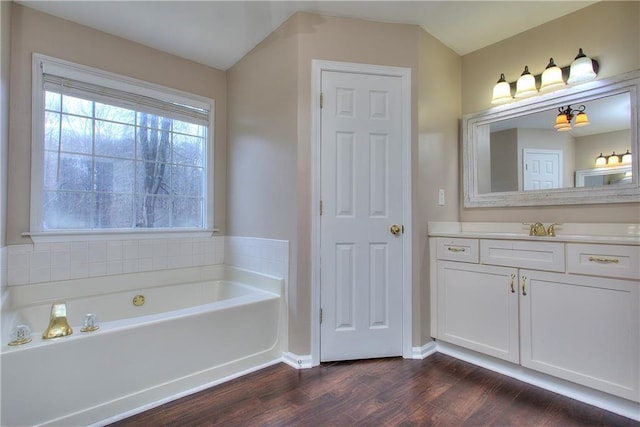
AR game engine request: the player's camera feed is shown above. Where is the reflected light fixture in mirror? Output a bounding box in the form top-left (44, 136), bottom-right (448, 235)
top-left (622, 149), bottom-right (633, 164)
top-left (540, 58), bottom-right (565, 92)
top-left (491, 73), bottom-right (513, 104)
top-left (554, 104), bottom-right (589, 131)
top-left (515, 66), bottom-right (538, 98)
top-left (607, 152), bottom-right (621, 165)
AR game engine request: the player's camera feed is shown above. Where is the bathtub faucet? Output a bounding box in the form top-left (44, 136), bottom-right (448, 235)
top-left (42, 303), bottom-right (73, 339)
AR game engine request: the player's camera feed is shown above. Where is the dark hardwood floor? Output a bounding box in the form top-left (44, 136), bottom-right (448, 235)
top-left (109, 353), bottom-right (639, 426)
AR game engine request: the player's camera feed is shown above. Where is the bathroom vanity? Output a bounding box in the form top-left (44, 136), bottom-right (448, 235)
top-left (429, 222), bottom-right (640, 405)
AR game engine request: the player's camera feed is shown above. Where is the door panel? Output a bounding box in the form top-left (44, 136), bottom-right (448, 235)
top-left (320, 70), bottom-right (403, 362)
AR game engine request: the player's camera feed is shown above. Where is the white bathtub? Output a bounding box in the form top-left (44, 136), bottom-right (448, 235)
top-left (1, 265), bottom-right (285, 426)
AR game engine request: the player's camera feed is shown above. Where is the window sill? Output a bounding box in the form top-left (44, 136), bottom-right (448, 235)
top-left (23, 229), bottom-right (221, 244)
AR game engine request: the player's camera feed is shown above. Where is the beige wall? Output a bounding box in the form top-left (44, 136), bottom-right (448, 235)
top-left (416, 29), bottom-right (461, 347)
top-left (226, 15), bottom-right (301, 347)
top-left (7, 4), bottom-right (228, 244)
top-left (1, 0), bottom-right (11, 291)
top-left (461, 1), bottom-right (640, 223)
top-left (228, 12), bottom-right (460, 353)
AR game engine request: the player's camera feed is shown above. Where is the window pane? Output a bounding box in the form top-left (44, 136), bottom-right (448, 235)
top-left (173, 134), bottom-right (204, 166)
top-left (45, 91), bottom-right (61, 112)
top-left (136, 160), bottom-right (170, 195)
top-left (44, 152), bottom-right (92, 191)
top-left (62, 94), bottom-right (93, 117)
top-left (135, 195), bottom-right (171, 228)
top-left (61, 114), bottom-right (93, 154)
top-left (137, 124), bottom-right (171, 163)
top-left (43, 191), bottom-right (93, 230)
top-left (137, 112), bottom-right (171, 131)
top-left (173, 120), bottom-right (204, 137)
top-left (95, 158), bottom-right (134, 193)
top-left (95, 120), bottom-right (135, 158)
top-left (172, 165), bottom-right (203, 196)
top-left (95, 102), bottom-right (135, 124)
top-left (44, 112), bottom-right (60, 151)
top-left (172, 197), bottom-right (202, 227)
top-left (96, 193), bottom-right (133, 228)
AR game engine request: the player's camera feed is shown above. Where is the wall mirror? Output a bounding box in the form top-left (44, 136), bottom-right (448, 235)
top-left (463, 71), bottom-right (640, 207)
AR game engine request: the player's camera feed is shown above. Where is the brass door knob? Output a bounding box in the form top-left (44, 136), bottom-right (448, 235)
top-left (390, 224), bottom-right (401, 235)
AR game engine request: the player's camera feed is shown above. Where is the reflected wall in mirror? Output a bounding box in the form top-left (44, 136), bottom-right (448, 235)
top-left (464, 71), bottom-right (640, 207)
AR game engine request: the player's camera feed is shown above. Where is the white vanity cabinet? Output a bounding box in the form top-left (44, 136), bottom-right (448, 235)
top-left (437, 261), bottom-right (519, 363)
top-left (519, 269), bottom-right (639, 402)
top-left (432, 236), bottom-right (640, 403)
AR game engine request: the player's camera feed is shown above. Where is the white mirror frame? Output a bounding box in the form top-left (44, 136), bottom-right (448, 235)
top-left (463, 70), bottom-right (640, 208)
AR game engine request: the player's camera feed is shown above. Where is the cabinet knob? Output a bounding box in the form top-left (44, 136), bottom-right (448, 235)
top-left (510, 273), bottom-right (516, 293)
top-left (521, 275), bottom-right (527, 296)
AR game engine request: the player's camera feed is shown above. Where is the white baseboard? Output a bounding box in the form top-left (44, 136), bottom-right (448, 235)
top-left (282, 351), bottom-right (314, 369)
top-left (435, 341), bottom-right (640, 422)
top-left (411, 340), bottom-right (437, 359)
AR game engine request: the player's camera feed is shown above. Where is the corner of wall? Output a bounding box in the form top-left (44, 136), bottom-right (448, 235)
top-left (1, 0), bottom-right (12, 293)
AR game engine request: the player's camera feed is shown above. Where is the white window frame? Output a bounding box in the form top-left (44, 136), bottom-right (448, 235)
top-left (28, 53), bottom-right (216, 242)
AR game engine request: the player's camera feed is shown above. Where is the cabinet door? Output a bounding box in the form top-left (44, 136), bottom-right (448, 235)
top-left (520, 270), bottom-right (640, 402)
top-left (437, 261), bottom-right (519, 363)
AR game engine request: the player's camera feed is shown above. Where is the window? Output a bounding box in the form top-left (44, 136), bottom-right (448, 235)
top-left (31, 54), bottom-right (214, 235)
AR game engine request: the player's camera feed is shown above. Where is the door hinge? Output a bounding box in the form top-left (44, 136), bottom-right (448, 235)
top-left (320, 92), bottom-right (323, 109)
top-left (320, 308), bottom-right (323, 324)
top-left (320, 200), bottom-right (323, 216)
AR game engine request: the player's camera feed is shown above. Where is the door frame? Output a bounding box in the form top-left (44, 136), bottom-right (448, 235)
top-left (310, 60), bottom-right (412, 365)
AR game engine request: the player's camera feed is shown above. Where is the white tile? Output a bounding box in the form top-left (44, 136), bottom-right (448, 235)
top-left (138, 240), bottom-right (155, 259)
top-left (138, 257), bottom-right (153, 272)
top-left (88, 241), bottom-right (107, 263)
top-left (123, 259), bottom-right (139, 274)
top-left (30, 250), bottom-right (51, 268)
top-left (69, 262), bottom-right (89, 280)
top-left (122, 240), bottom-right (139, 260)
top-left (107, 260), bottom-right (123, 275)
top-left (153, 241), bottom-right (168, 258)
top-left (70, 242), bottom-right (89, 264)
top-left (107, 241), bottom-right (123, 261)
top-left (89, 262), bottom-right (107, 277)
top-left (193, 252), bottom-right (205, 266)
top-left (29, 265), bottom-right (50, 284)
top-left (152, 256), bottom-right (167, 270)
top-left (50, 265), bottom-right (70, 282)
top-left (8, 264), bottom-right (29, 286)
top-left (51, 249), bottom-right (70, 267)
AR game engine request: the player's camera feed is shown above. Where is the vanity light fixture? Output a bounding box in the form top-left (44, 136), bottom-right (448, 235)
top-left (540, 58), bottom-right (565, 92)
top-left (491, 49), bottom-right (599, 103)
top-left (554, 104), bottom-right (589, 132)
top-left (515, 66), bottom-right (538, 98)
top-left (491, 73), bottom-right (513, 104)
top-left (622, 149), bottom-right (632, 164)
top-left (567, 48), bottom-right (598, 85)
top-left (595, 153), bottom-right (607, 167)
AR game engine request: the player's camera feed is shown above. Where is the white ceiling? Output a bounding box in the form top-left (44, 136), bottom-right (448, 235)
top-left (18, 1), bottom-right (595, 71)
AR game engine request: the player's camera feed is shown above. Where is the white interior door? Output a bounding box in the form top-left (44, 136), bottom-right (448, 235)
top-left (320, 70), bottom-right (404, 362)
top-left (523, 149), bottom-right (562, 190)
